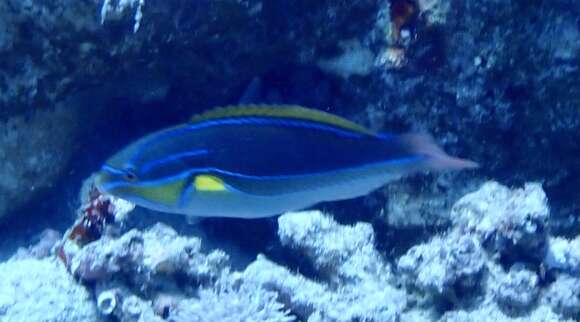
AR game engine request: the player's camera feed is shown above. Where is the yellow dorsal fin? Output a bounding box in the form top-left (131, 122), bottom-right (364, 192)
top-left (190, 104), bottom-right (376, 136)
top-left (194, 174), bottom-right (227, 192)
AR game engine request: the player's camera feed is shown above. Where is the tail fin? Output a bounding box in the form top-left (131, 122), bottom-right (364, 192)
top-left (399, 134), bottom-right (479, 170)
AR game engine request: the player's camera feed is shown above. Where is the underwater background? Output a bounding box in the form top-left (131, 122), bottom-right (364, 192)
top-left (0, 0), bottom-right (580, 321)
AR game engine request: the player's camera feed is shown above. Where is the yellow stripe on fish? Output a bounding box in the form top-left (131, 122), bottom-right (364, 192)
top-left (189, 104), bottom-right (376, 136)
top-left (129, 179), bottom-right (186, 207)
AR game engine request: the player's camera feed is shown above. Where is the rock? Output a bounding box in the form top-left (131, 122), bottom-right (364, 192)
top-left (0, 107), bottom-right (79, 222)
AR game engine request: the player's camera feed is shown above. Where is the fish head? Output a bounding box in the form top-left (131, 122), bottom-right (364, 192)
top-left (95, 129), bottom-right (196, 214)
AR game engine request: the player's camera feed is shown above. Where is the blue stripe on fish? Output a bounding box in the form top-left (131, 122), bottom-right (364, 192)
top-left (140, 149), bottom-right (209, 173)
top-left (185, 117), bottom-right (367, 139)
top-left (102, 164), bottom-right (130, 176)
top-left (100, 155), bottom-right (424, 192)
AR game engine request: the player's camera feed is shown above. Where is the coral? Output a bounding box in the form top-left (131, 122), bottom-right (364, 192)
top-left (59, 222), bottom-right (232, 321)
top-left (395, 181), bottom-right (565, 320)
top-left (67, 223), bottom-right (228, 286)
top-left (168, 278), bottom-right (294, 322)
top-left (543, 236), bottom-right (580, 275)
top-left (451, 182), bottom-right (549, 262)
top-left (246, 210), bottom-right (406, 322)
top-left (543, 275), bottom-right (580, 319)
top-left (2, 2), bottom-right (580, 321)
top-left (491, 266), bottom-right (539, 314)
top-left (278, 210), bottom-right (391, 284)
top-left (11, 180), bottom-right (576, 322)
top-left (397, 231), bottom-right (486, 299)
top-left (441, 304), bottom-right (570, 322)
top-left (97, 289), bottom-right (118, 315)
top-left (244, 255), bottom-right (404, 322)
top-left (100, 0), bottom-right (145, 32)
top-left (0, 257), bottom-right (100, 321)
top-left (95, 286), bottom-right (164, 322)
top-left (316, 40), bottom-right (375, 78)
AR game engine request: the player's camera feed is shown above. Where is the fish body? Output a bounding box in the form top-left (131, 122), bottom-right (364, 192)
top-left (96, 105), bottom-right (476, 218)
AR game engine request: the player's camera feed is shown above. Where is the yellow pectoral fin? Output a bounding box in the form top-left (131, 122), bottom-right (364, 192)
top-left (131, 179), bottom-right (185, 206)
top-left (194, 175), bottom-right (227, 191)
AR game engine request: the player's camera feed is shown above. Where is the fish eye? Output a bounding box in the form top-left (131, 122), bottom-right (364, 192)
top-left (123, 168), bottom-right (139, 182)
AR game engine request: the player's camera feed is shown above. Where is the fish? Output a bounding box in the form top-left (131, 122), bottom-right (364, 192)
top-left (95, 105), bottom-right (477, 219)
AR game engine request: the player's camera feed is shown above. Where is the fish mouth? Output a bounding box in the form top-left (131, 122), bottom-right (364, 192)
top-left (93, 170), bottom-right (109, 193)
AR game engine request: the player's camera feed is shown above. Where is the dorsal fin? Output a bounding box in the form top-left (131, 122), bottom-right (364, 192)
top-left (190, 104), bottom-right (376, 136)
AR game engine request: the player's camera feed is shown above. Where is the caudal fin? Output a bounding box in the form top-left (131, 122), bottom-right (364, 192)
top-left (399, 134), bottom-right (479, 170)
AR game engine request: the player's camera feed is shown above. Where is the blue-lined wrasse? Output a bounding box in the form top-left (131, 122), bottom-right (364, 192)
top-left (95, 105), bottom-right (477, 218)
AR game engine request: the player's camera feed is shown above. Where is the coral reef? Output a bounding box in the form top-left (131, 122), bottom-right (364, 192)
top-left (396, 181), bottom-right (573, 321)
top-left (4, 180), bottom-right (580, 321)
top-left (1, 0), bottom-right (580, 321)
top-left (60, 221), bottom-right (290, 322)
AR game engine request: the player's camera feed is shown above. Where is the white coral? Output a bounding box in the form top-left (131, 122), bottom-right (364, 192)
top-left (101, 0), bottom-right (145, 32)
top-left (169, 279), bottom-right (294, 322)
